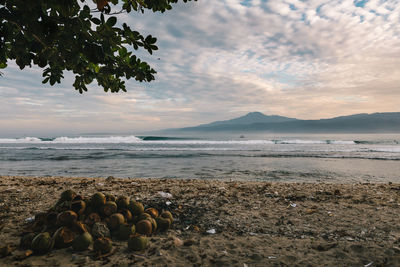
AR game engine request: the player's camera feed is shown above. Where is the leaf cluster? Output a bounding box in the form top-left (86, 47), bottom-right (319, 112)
top-left (0, 0), bottom-right (195, 93)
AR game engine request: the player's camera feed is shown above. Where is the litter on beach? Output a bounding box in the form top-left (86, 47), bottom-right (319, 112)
top-left (158, 191), bottom-right (173, 198)
top-left (25, 216), bottom-right (35, 223)
top-left (206, 229), bottom-right (216, 234)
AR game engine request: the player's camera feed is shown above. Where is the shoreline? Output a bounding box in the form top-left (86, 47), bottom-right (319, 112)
top-left (1, 175), bottom-right (399, 266)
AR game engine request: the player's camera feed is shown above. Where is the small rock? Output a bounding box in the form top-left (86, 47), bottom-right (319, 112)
top-left (350, 244), bottom-right (364, 253)
top-left (12, 250), bottom-right (33, 261)
top-left (312, 242), bottom-right (337, 251)
top-left (334, 189), bottom-right (341, 196)
top-left (106, 176), bottom-right (115, 182)
top-left (173, 237), bottom-right (184, 247)
top-left (184, 239), bottom-right (195, 246)
top-left (71, 255), bottom-right (89, 264)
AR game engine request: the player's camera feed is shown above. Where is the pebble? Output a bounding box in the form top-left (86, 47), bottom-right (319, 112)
top-left (173, 237), bottom-right (184, 247)
top-left (184, 239), bottom-right (195, 246)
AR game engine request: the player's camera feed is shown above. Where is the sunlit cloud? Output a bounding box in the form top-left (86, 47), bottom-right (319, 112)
top-left (1, 0), bottom-right (400, 136)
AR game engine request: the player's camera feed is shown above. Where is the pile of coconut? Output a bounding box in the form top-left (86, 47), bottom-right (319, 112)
top-left (19, 190), bottom-right (174, 256)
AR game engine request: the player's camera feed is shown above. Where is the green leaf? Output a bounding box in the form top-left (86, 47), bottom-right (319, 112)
top-left (91, 18), bottom-right (101, 25)
top-left (0, 0), bottom-right (197, 93)
top-left (42, 77), bottom-right (50, 84)
top-left (106, 17), bottom-right (117, 27)
top-left (118, 47), bottom-right (127, 57)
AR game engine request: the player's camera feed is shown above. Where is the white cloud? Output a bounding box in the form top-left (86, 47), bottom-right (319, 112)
top-left (1, 0), bottom-right (400, 135)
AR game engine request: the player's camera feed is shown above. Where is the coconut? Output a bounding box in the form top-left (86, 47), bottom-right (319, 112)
top-left (128, 235), bottom-right (148, 251)
top-left (33, 212), bottom-right (47, 225)
top-left (71, 221), bottom-right (90, 234)
top-left (91, 222), bottom-right (111, 239)
top-left (57, 210), bottom-right (78, 227)
top-left (53, 226), bottom-right (75, 249)
top-left (155, 217), bottom-right (171, 232)
top-left (70, 200), bottom-right (86, 215)
top-left (72, 195), bottom-right (84, 201)
top-left (136, 220), bottom-right (152, 235)
top-left (0, 245), bottom-right (12, 258)
top-left (105, 194), bottom-right (116, 202)
top-left (137, 212), bottom-right (152, 222)
top-left (145, 208), bottom-right (159, 218)
top-left (120, 209), bottom-right (133, 222)
top-left (90, 192), bottom-right (106, 209)
top-left (60, 189), bottom-right (76, 202)
top-left (20, 232), bottom-right (36, 249)
top-left (93, 237), bottom-right (112, 255)
top-left (116, 196), bottom-right (130, 210)
top-left (72, 232), bottom-right (93, 251)
top-left (160, 211), bottom-right (174, 223)
top-left (149, 217), bottom-right (157, 233)
top-left (31, 232), bottom-right (53, 254)
top-left (117, 224), bottom-right (135, 240)
top-left (45, 211), bottom-right (58, 227)
top-left (54, 200), bottom-right (72, 213)
top-left (31, 212), bottom-right (47, 232)
top-left (83, 197), bottom-right (91, 208)
top-left (128, 200), bottom-right (144, 216)
top-left (102, 201), bottom-right (117, 217)
top-left (85, 212), bottom-right (101, 227)
top-left (108, 213), bottom-right (125, 230)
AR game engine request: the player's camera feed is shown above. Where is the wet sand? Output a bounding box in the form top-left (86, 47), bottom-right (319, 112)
top-left (0, 175), bottom-right (400, 266)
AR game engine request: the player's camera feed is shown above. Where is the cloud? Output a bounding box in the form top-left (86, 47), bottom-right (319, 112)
top-left (1, 0), bottom-right (400, 135)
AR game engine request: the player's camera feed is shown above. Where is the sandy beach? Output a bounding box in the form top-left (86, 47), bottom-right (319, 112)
top-left (0, 175), bottom-right (399, 266)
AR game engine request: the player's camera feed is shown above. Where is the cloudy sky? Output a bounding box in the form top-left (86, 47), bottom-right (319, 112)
top-left (1, 0), bottom-right (400, 136)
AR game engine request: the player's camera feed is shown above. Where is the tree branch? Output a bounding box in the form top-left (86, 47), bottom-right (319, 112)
top-left (8, 20), bottom-right (48, 48)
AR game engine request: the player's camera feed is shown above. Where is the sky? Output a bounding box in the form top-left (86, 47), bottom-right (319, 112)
top-left (1, 0), bottom-right (400, 136)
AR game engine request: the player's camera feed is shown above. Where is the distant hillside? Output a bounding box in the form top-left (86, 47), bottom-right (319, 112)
top-left (174, 112), bottom-right (400, 133)
top-left (197, 112), bottom-right (297, 128)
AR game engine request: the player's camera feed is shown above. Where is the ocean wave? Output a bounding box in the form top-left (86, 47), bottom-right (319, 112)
top-left (0, 136), bottom-right (143, 144)
top-left (0, 137), bottom-right (43, 143)
top-left (275, 139), bottom-right (326, 144)
top-left (366, 148), bottom-right (400, 153)
top-left (326, 140), bottom-right (356, 145)
top-left (0, 137), bottom-right (274, 145)
top-left (3, 153), bottom-right (400, 161)
top-left (256, 154), bottom-right (400, 160)
top-left (0, 136), bottom-right (397, 146)
top-left (52, 136), bottom-right (143, 143)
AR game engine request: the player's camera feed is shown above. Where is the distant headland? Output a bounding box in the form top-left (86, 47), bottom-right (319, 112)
top-left (166, 112), bottom-right (400, 133)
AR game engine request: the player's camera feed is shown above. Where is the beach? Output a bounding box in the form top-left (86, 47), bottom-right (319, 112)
top-left (0, 175), bottom-right (399, 266)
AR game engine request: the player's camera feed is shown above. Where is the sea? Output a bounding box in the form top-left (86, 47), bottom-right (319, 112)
top-left (0, 133), bottom-right (399, 183)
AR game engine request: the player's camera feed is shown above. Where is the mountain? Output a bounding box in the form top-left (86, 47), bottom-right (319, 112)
top-left (174, 112), bottom-right (400, 133)
top-left (196, 112), bottom-right (297, 128)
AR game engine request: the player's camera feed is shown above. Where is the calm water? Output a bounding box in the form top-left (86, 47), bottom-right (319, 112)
top-left (0, 133), bottom-right (399, 183)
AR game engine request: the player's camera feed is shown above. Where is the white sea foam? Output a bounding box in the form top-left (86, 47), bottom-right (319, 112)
top-left (0, 137), bottom-right (275, 145)
top-left (328, 140), bottom-right (356, 145)
top-left (276, 140), bottom-right (326, 144)
top-left (51, 136), bottom-right (143, 143)
top-left (0, 136), bottom-right (143, 144)
top-left (0, 136), bottom-right (385, 146)
top-left (145, 140), bottom-right (276, 145)
top-left (0, 137), bottom-right (42, 143)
